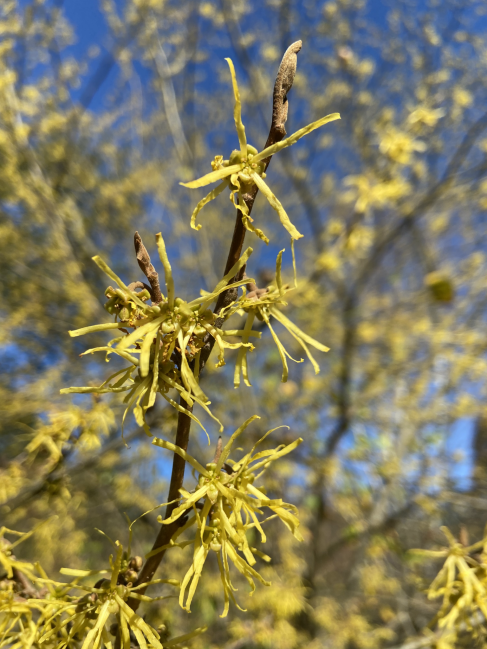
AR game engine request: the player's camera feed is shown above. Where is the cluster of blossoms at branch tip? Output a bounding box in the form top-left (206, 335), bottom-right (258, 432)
top-left (50, 50), bottom-right (335, 644)
top-left (61, 237), bottom-right (263, 440)
top-left (410, 526), bottom-right (487, 647)
top-left (229, 245), bottom-right (329, 385)
top-left (181, 58), bottom-right (340, 244)
top-left (0, 527), bottom-right (205, 649)
top-left (0, 417), bottom-right (302, 643)
top-left (150, 415), bottom-right (303, 617)
top-left (62, 238), bottom-right (330, 439)
top-left (61, 55), bottom-right (339, 439)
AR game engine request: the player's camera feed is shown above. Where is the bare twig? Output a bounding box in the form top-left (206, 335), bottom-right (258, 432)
top-left (269, 40), bottom-right (302, 143)
top-left (128, 41), bottom-right (303, 611)
top-left (212, 437), bottom-right (223, 464)
top-left (127, 399), bottom-right (192, 607)
top-left (134, 232), bottom-right (163, 303)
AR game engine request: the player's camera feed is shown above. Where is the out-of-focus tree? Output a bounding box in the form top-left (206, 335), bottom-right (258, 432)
top-left (3, 0), bottom-right (487, 647)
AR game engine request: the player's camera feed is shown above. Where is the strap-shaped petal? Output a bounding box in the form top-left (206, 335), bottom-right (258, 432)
top-left (261, 310), bottom-right (303, 381)
top-left (152, 438), bottom-right (210, 477)
top-left (190, 180), bottom-right (228, 230)
top-left (251, 173), bottom-right (303, 240)
top-left (119, 604), bottom-right (131, 649)
top-left (180, 163), bottom-right (242, 189)
top-left (159, 369), bottom-right (194, 406)
top-left (80, 346), bottom-right (140, 366)
top-left (291, 238), bottom-right (298, 287)
top-left (80, 599), bottom-right (110, 649)
top-left (117, 315), bottom-right (165, 351)
top-left (249, 437), bottom-right (303, 473)
top-left (92, 256), bottom-right (149, 310)
top-left (110, 542), bottom-right (123, 589)
top-left (196, 246), bottom-right (253, 312)
top-left (181, 543), bottom-right (209, 612)
top-left (225, 58), bottom-right (247, 158)
top-left (242, 212), bottom-right (270, 244)
top-left (139, 325), bottom-right (159, 378)
top-left (155, 232), bottom-right (175, 308)
top-left (276, 248), bottom-right (285, 296)
top-left (115, 595), bottom-right (163, 649)
top-left (226, 542), bottom-right (270, 587)
top-left (164, 627), bottom-right (208, 647)
top-left (84, 347), bottom-right (141, 367)
top-left (234, 310), bottom-right (256, 388)
top-left (147, 331), bottom-right (161, 407)
top-left (191, 390), bottom-right (224, 435)
top-left (270, 307), bottom-right (330, 352)
top-left (60, 385), bottom-right (131, 394)
top-left (178, 328), bottom-right (208, 403)
top-left (69, 322), bottom-right (123, 337)
top-left (269, 506), bottom-right (303, 541)
top-left (122, 375), bottom-right (151, 438)
top-left (220, 328), bottom-right (261, 338)
top-left (100, 365), bottom-right (133, 388)
top-left (215, 415), bottom-right (260, 472)
top-left (252, 112), bottom-right (341, 163)
top-left (287, 326), bottom-right (320, 374)
top-left (211, 246), bottom-right (253, 296)
top-left (234, 425), bottom-right (288, 478)
top-left (187, 277), bottom-right (252, 310)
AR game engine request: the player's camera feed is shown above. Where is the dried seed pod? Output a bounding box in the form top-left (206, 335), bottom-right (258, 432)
top-left (128, 556), bottom-right (143, 571)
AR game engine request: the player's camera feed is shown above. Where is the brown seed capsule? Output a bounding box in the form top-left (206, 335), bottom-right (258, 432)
top-left (124, 569), bottom-right (138, 584)
top-left (129, 556), bottom-right (143, 571)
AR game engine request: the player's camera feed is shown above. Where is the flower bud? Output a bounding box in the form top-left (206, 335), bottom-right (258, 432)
top-left (119, 307), bottom-right (130, 321)
top-left (229, 149), bottom-right (242, 165)
top-left (208, 484), bottom-right (219, 504)
top-left (161, 320), bottom-right (174, 334)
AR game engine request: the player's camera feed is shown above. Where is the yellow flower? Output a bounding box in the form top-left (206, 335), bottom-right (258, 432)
top-left (180, 58), bottom-right (340, 244)
top-left (61, 236), bottom-right (261, 439)
top-left (34, 539), bottom-right (199, 649)
top-left (379, 127), bottom-right (426, 164)
top-left (410, 526), bottom-right (487, 639)
top-left (0, 527), bottom-right (38, 582)
top-left (152, 415), bottom-right (303, 617)
top-left (229, 247), bottom-right (329, 385)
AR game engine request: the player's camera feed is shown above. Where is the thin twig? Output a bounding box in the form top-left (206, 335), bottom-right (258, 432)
top-left (128, 40), bottom-right (303, 611)
top-left (134, 231), bottom-right (163, 304)
top-left (212, 437), bottom-right (223, 464)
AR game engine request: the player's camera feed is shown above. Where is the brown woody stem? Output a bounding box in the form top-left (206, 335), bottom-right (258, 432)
top-left (134, 231), bottom-right (163, 304)
top-left (128, 40), bottom-right (302, 611)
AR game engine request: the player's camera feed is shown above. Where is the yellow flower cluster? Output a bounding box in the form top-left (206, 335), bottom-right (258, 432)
top-left (151, 415), bottom-right (303, 617)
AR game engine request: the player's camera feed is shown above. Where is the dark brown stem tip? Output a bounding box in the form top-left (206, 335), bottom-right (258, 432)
top-left (133, 231), bottom-right (163, 304)
top-left (213, 436), bottom-right (223, 463)
top-left (272, 40), bottom-right (303, 134)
